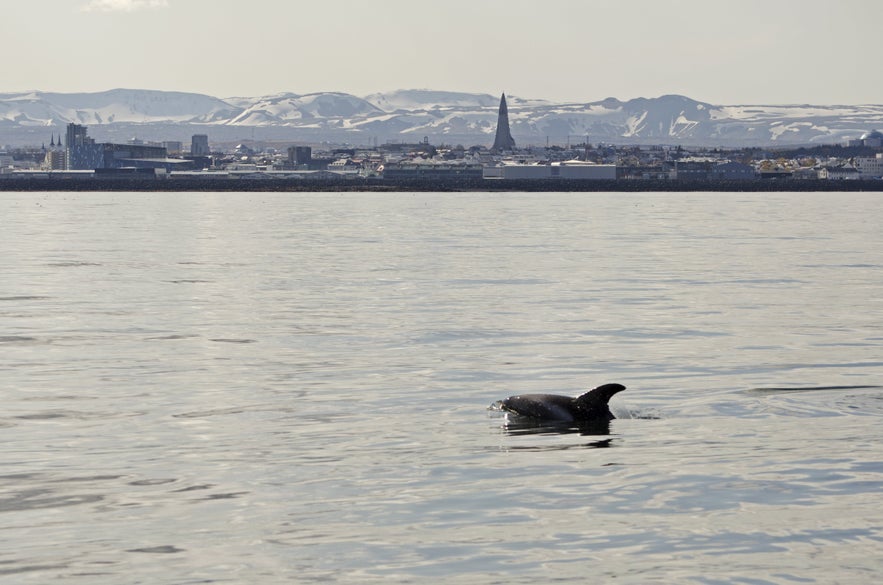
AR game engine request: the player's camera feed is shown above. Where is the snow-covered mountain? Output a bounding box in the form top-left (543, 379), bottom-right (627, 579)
top-left (364, 89), bottom-right (502, 112)
top-left (0, 89), bottom-right (236, 127)
top-left (225, 92), bottom-right (384, 126)
top-left (1, 88), bottom-right (881, 147)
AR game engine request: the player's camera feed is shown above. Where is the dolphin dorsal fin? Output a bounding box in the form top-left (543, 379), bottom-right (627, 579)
top-left (576, 383), bottom-right (626, 409)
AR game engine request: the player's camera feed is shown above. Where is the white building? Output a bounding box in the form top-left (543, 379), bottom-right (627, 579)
top-left (819, 165), bottom-right (861, 180)
top-left (854, 153), bottom-right (883, 178)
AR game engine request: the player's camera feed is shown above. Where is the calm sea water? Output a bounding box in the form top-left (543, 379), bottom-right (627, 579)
top-left (1, 191), bottom-right (882, 584)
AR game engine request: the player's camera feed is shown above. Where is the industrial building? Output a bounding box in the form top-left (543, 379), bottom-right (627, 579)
top-left (495, 161), bottom-right (617, 180)
top-left (673, 160), bottom-right (755, 180)
top-left (382, 162), bottom-right (484, 180)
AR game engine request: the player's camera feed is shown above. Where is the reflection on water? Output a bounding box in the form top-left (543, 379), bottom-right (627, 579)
top-left (1, 191), bottom-right (882, 584)
top-left (501, 415), bottom-right (613, 437)
top-left (501, 437), bottom-right (614, 451)
top-left (503, 418), bottom-right (611, 435)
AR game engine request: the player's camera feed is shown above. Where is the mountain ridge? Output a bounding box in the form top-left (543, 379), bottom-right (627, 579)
top-left (1, 88), bottom-right (881, 147)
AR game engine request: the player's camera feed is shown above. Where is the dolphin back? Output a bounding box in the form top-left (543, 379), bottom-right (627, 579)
top-left (500, 394), bottom-right (577, 422)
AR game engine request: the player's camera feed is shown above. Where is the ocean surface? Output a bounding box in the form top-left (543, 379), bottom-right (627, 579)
top-left (1, 191), bottom-right (882, 584)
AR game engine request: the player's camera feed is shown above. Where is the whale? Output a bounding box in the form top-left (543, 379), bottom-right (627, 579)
top-left (497, 383), bottom-right (626, 423)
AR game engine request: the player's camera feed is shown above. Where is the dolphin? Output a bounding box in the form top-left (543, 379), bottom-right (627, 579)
top-left (497, 383), bottom-right (626, 423)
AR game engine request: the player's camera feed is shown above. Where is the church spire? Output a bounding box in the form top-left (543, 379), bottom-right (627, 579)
top-left (492, 92), bottom-right (516, 152)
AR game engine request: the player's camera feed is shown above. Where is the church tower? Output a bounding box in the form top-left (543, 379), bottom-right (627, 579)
top-left (492, 93), bottom-right (516, 152)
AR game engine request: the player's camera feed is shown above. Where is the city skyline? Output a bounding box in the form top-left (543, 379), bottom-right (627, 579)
top-left (2, 0), bottom-right (881, 106)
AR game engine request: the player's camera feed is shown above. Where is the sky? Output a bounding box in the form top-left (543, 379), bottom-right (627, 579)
top-left (2, 0), bottom-right (881, 105)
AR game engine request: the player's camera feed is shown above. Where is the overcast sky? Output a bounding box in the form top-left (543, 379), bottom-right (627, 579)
top-left (2, 0), bottom-right (880, 104)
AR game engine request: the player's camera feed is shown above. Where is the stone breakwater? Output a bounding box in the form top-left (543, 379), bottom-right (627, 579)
top-left (1, 177), bottom-right (882, 192)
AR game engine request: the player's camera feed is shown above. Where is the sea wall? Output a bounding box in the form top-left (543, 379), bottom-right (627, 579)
top-left (1, 177), bottom-right (882, 192)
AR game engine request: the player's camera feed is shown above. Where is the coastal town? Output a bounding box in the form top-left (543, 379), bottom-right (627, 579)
top-left (2, 95), bottom-right (882, 186)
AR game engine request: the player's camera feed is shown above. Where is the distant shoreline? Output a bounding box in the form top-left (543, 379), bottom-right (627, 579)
top-left (1, 178), bottom-right (882, 193)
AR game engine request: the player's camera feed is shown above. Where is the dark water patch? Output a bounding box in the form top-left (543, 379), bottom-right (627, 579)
top-left (615, 297), bottom-right (662, 305)
top-left (201, 492), bottom-right (249, 500)
top-left (0, 563), bottom-right (70, 576)
top-left (446, 278), bottom-right (552, 286)
top-left (14, 412), bottom-right (71, 421)
top-left (0, 473), bottom-right (43, 482)
top-left (416, 329), bottom-right (525, 344)
top-left (802, 263), bottom-right (880, 269)
top-left (173, 406), bottom-right (250, 418)
top-left (145, 334), bottom-right (200, 340)
top-left (770, 573), bottom-right (821, 583)
top-left (0, 296), bottom-right (51, 301)
top-left (20, 394), bottom-right (98, 402)
top-left (0, 489), bottom-right (103, 512)
top-left (850, 461), bottom-right (883, 473)
top-left (812, 341), bottom-right (876, 348)
top-left (580, 527), bottom-right (879, 556)
top-left (738, 345), bottom-right (781, 350)
top-left (165, 279), bottom-right (213, 284)
top-left (725, 277), bottom-right (806, 285)
top-left (129, 478), bottom-right (177, 487)
top-left (126, 546), bottom-right (184, 554)
top-left (0, 336), bottom-right (40, 344)
top-left (172, 404), bottom-right (295, 419)
top-left (210, 338), bottom-right (256, 344)
top-left (172, 484), bottom-right (215, 493)
top-left (12, 409), bottom-right (139, 422)
top-left (51, 475), bottom-right (123, 483)
top-left (46, 261), bottom-right (102, 267)
top-left (574, 327), bottom-right (730, 341)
